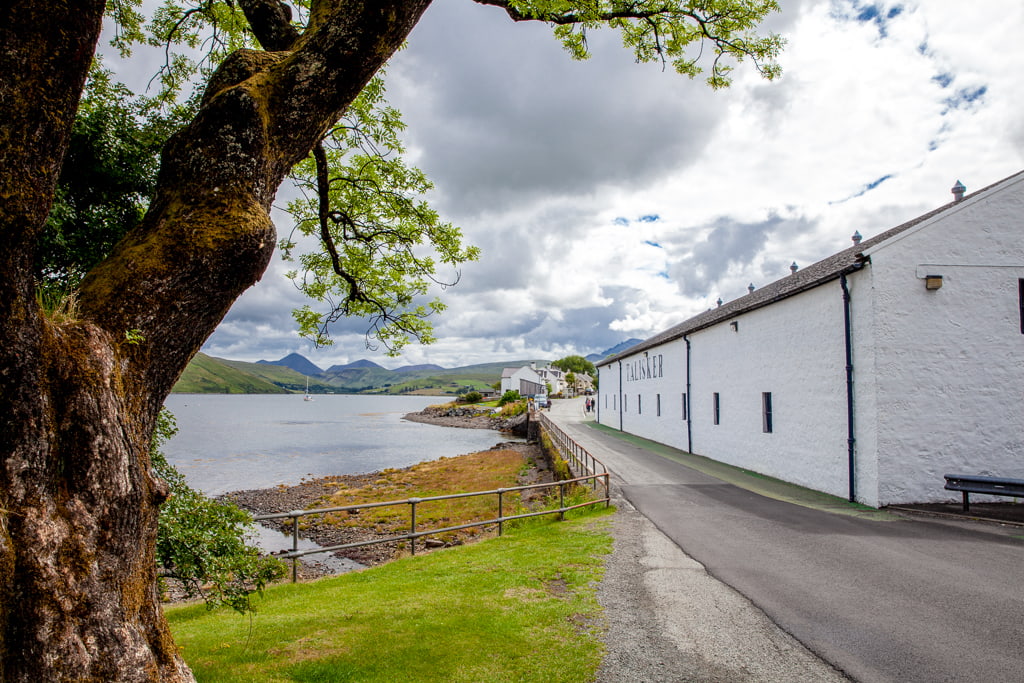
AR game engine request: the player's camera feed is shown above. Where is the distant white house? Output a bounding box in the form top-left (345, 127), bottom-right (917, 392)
top-left (500, 366), bottom-right (545, 397)
top-left (532, 363), bottom-right (567, 396)
top-left (597, 171), bottom-right (1024, 507)
top-left (568, 371), bottom-right (595, 395)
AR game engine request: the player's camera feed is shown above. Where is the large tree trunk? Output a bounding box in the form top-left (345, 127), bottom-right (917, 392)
top-left (0, 1), bottom-right (431, 679)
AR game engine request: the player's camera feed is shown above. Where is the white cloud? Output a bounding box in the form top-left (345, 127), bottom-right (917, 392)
top-left (112, 0), bottom-right (1023, 370)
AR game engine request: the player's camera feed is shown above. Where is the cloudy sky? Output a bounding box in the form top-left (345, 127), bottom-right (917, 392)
top-left (190, 0), bottom-right (1024, 370)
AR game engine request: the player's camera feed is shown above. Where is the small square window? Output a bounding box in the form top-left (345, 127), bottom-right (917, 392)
top-left (1019, 279), bottom-right (1023, 334)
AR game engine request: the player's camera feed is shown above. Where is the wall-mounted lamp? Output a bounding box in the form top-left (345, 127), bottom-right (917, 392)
top-left (924, 274), bottom-right (943, 290)
top-left (730, 320), bottom-right (739, 331)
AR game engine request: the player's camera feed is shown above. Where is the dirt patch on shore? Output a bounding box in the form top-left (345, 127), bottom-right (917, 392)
top-left (224, 441), bottom-right (553, 580)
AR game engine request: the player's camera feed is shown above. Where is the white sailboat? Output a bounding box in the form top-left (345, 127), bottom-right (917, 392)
top-left (304, 376), bottom-right (314, 401)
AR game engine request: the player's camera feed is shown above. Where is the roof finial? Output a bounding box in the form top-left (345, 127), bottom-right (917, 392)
top-left (851, 230), bottom-right (862, 245)
top-left (790, 262), bottom-right (799, 274)
top-left (747, 283), bottom-right (755, 294)
top-left (952, 180), bottom-right (966, 202)
top-left (716, 297), bottom-right (723, 307)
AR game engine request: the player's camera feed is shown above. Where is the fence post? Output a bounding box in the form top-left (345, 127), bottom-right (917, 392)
top-left (409, 498), bottom-right (419, 555)
top-left (290, 511), bottom-right (301, 583)
top-left (497, 489), bottom-right (504, 536)
top-left (559, 482), bottom-right (565, 521)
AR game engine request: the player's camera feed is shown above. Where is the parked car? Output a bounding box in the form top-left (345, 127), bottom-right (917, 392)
top-left (534, 394), bottom-right (549, 409)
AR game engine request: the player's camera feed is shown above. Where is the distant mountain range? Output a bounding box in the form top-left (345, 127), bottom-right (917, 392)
top-left (585, 338), bottom-right (642, 362)
top-left (256, 352), bottom-right (322, 376)
top-left (173, 341), bottom-right (637, 395)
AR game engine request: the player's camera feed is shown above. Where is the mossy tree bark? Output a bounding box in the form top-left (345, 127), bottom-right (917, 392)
top-left (0, 0), bottom-right (431, 679)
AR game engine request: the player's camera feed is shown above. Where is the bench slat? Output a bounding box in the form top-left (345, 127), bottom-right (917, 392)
top-left (943, 474), bottom-right (1024, 512)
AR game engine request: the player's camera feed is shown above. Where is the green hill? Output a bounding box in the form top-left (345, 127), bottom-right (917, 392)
top-left (219, 358), bottom-right (336, 394)
top-left (173, 355), bottom-right (552, 395)
top-left (172, 353), bottom-right (290, 394)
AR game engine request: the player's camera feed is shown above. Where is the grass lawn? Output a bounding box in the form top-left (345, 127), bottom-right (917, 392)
top-left (167, 509), bottom-right (614, 682)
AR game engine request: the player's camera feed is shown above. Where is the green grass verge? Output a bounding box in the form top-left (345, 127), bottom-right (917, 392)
top-left (167, 509), bottom-right (614, 682)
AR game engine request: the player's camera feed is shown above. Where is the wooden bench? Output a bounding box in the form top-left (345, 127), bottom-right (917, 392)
top-left (943, 474), bottom-right (1024, 512)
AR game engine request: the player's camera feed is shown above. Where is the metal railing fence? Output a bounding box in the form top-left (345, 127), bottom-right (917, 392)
top-left (535, 411), bottom-right (608, 488)
top-left (256, 472), bottom-right (609, 582)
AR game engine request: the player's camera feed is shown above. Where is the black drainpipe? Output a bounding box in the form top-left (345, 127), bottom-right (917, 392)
top-left (618, 360), bottom-right (624, 431)
top-left (840, 273), bottom-right (856, 502)
top-left (684, 335), bottom-right (692, 453)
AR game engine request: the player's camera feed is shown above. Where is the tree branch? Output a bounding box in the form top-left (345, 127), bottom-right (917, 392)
top-left (238, 0), bottom-right (300, 51)
top-left (471, 0), bottom-right (682, 24)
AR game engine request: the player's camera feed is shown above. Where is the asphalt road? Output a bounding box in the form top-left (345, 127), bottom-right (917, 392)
top-left (546, 399), bottom-right (1024, 682)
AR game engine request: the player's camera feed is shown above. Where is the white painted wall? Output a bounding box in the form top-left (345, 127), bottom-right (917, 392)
top-left (862, 179), bottom-right (1024, 505)
top-left (847, 267), bottom-right (881, 507)
top-left (616, 339), bottom-right (689, 448)
top-left (501, 366), bottom-right (543, 396)
top-left (687, 282), bottom-right (853, 499)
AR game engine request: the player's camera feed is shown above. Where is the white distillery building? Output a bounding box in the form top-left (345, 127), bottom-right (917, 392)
top-left (597, 171), bottom-right (1024, 507)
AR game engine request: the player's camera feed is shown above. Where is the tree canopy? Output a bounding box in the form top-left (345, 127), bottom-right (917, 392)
top-left (0, 1), bottom-right (781, 679)
top-left (553, 354), bottom-right (597, 376)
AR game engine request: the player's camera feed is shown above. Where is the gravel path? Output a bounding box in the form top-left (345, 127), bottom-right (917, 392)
top-left (595, 490), bottom-right (848, 682)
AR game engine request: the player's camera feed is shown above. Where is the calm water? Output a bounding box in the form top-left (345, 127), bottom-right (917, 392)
top-left (163, 394), bottom-right (510, 496)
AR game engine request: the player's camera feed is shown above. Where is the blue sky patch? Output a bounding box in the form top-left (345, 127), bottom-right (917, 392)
top-left (846, 2), bottom-right (904, 38)
top-left (943, 85), bottom-right (988, 114)
top-left (639, 214), bottom-right (660, 223)
top-left (830, 174), bottom-right (894, 204)
top-left (857, 4), bottom-right (880, 21)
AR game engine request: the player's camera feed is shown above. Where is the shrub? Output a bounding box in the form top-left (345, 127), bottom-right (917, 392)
top-left (461, 391), bottom-right (483, 404)
top-left (498, 390), bottom-right (521, 406)
top-left (498, 400), bottom-right (527, 418)
top-left (152, 410), bottom-right (285, 613)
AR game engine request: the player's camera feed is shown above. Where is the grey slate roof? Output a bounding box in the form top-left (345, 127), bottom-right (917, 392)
top-left (598, 170), bottom-right (1024, 367)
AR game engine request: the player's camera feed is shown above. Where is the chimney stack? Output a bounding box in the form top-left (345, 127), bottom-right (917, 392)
top-left (951, 180), bottom-right (966, 202)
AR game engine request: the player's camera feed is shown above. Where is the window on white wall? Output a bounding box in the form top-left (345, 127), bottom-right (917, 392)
top-left (682, 393), bottom-right (688, 421)
top-left (713, 392), bottom-right (720, 425)
top-left (762, 392), bottom-right (773, 433)
top-left (638, 395), bottom-right (642, 414)
top-left (656, 394), bottom-right (661, 417)
top-left (1019, 279), bottom-right (1023, 334)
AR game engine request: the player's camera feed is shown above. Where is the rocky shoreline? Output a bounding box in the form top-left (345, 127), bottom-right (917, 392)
top-left (401, 403), bottom-right (529, 434)
top-left (224, 437), bottom-right (550, 581)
